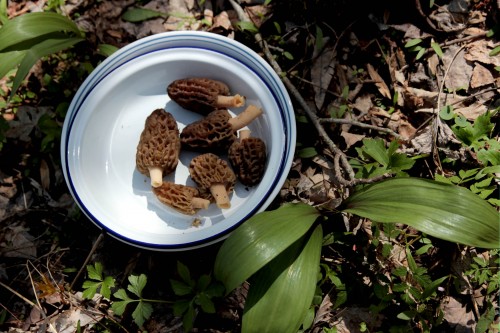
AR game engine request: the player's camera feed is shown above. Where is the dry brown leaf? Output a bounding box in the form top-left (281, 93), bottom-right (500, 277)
top-left (441, 45), bottom-right (473, 91)
top-left (465, 40), bottom-right (500, 67)
top-left (341, 131), bottom-right (365, 149)
top-left (440, 296), bottom-right (476, 331)
top-left (1, 224), bottom-right (37, 259)
top-left (367, 63), bottom-right (391, 99)
top-left (312, 45), bottom-right (336, 110)
top-left (470, 63), bottom-right (495, 88)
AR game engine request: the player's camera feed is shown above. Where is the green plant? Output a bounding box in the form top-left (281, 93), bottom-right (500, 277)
top-left (404, 38), bottom-right (443, 60)
top-left (214, 177), bottom-right (499, 333)
top-left (82, 263), bottom-right (168, 328)
top-left (0, 11), bottom-right (85, 100)
top-left (351, 138), bottom-right (416, 178)
top-left (170, 261), bottom-right (225, 332)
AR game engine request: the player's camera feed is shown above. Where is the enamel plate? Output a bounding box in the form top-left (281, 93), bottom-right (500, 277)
top-left (61, 31), bottom-right (295, 250)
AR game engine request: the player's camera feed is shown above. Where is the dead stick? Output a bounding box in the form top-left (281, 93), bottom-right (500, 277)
top-left (70, 231), bottom-right (106, 290)
top-left (319, 118), bottom-right (402, 139)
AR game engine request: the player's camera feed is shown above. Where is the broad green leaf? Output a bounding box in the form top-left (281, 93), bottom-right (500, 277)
top-left (489, 45), bottom-right (500, 57)
top-left (421, 275), bottom-right (448, 299)
top-left (214, 203), bottom-right (319, 293)
top-left (176, 261), bottom-right (193, 286)
top-left (0, 50), bottom-right (25, 79)
top-left (361, 138), bottom-right (389, 166)
top-left (439, 105), bottom-right (454, 120)
top-left (405, 38), bottom-right (422, 48)
top-left (196, 293), bottom-right (216, 313)
top-left (242, 225), bottom-right (323, 333)
top-left (10, 37), bottom-right (83, 99)
top-left (127, 274), bottom-right (147, 297)
top-left (111, 300), bottom-right (132, 316)
top-left (170, 279), bottom-right (193, 296)
top-left (298, 147), bottom-right (318, 158)
top-left (81, 281), bottom-right (99, 299)
top-left (131, 301), bottom-right (153, 327)
top-left (0, 12), bottom-right (82, 51)
top-left (121, 8), bottom-right (166, 23)
top-left (343, 177), bottom-right (499, 248)
top-left (100, 276), bottom-right (115, 299)
top-left (87, 262), bottom-right (103, 281)
top-left (431, 40), bottom-right (443, 58)
top-left (96, 43), bottom-right (118, 57)
top-left (113, 288), bottom-right (132, 301)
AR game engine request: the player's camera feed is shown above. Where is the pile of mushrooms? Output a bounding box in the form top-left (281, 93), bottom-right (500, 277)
top-left (136, 77), bottom-right (267, 217)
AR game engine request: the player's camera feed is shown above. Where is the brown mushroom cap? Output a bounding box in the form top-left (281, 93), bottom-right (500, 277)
top-left (153, 181), bottom-right (210, 215)
top-left (189, 153), bottom-right (236, 209)
top-left (136, 109), bottom-right (180, 187)
top-left (167, 78), bottom-right (245, 115)
top-left (181, 105), bottom-right (263, 152)
top-left (229, 130), bottom-right (267, 186)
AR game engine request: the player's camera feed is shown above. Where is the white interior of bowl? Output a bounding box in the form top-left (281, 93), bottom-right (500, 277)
top-left (62, 32), bottom-right (294, 250)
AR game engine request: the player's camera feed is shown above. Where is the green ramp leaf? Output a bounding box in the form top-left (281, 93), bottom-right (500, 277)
top-left (214, 203), bottom-right (320, 293)
top-left (0, 12), bottom-right (82, 52)
top-left (242, 225), bottom-right (323, 333)
top-left (343, 177), bottom-right (499, 248)
top-left (9, 37), bottom-right (84, 100)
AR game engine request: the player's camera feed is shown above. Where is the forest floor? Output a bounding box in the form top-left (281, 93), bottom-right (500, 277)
top-left (1, 0), bottom-right (499, 332)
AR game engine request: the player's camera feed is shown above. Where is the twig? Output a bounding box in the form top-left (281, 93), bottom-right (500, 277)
top-left (433, 44), bottom-right (466, 173)
top-left (70, 231), bottom-right (106, 290)
top-left (228, 0), bottom-right (393, 186)
top-left (319, 118), bottom-right (402, 139)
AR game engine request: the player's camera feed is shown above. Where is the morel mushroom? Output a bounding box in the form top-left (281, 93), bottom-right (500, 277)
top-left (153, 181), bottom-right (210, 215)
top-left (167, 78), bottom-right (245, 115)
top-left (136, 109), bottom-right (180, 188)
top-left (181, 104), bottom-right (263, 152)
top-left (229, 129), bottom-right (267, 186)
top-left (189, 153), bottom-right (236, 209)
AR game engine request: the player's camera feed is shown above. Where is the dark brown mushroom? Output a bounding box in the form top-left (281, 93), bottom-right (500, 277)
top-left (153, 181), bottom-right (210, 215)
top-left (136, 108), bottom-right (180, 188)
top-left (228, 129), bottom-right (267, 186)
top-left (189, 153), bottom-right (236, 209)
top-left (181, 104), bottom-right (263, 152)
top-left (167, 78), bottom-right (245, 115)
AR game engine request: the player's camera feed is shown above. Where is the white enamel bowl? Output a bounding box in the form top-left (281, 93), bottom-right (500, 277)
top-left (61, 31), bottom-right (295, 250)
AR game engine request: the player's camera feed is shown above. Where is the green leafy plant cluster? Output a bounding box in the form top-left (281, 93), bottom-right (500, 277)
top-left (82, 261), bottom-right (223, 330)
top-left (214, 176), bottom-right (499, 333)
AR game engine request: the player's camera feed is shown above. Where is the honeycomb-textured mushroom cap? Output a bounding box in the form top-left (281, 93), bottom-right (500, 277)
top-left (167, 77), bottom-right (245, 115)
top-left (153, 182), bottom-right (210, 215)
top-left (189, 153), bottom-right (236, 209)
top-left (181, 109), bottom-right (236, 152)
top-left (229, 130), bottom-right (267, 186)
top-left (181, 105), bottom-right (263, 152)
top-left (136, 109), bottom-right (180, 187)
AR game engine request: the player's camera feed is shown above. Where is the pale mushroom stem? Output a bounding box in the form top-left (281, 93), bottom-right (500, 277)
top-left (148, 166), bottom-right (163, 188)
top-left (239, 129), bottom-right (252, 140)
top-left (216, 94), bottom-right (246, 108)
top-left (210, 183), bottom-right (231, 209)
top-left (192, 197), bottom-right (210, 210)
top-left (228, 104), bottom-right (263, 131)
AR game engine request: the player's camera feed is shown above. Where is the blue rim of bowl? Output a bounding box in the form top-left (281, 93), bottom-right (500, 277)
top-left (62, 31), bottom-right (295, 250)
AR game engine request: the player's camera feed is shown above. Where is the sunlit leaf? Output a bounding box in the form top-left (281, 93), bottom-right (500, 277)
top-left (127, 274), bottom-right (147, 297)
top-left (405, 38), bottom-right (422, 48)
top-left (0, 50), bottom-right (25, 79)
top-left (10, 37), bottom-right (83, 99)
top-left (242, 225), bottom-right (323, 333)
top-left (214, 203), bottom-right (320, 293)
top-left (121, 7), bottom-right (166, 23)
top-left (343, 177), bottom-right (499, 248)
top-left (0, 12), bottom-right (82, 51)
